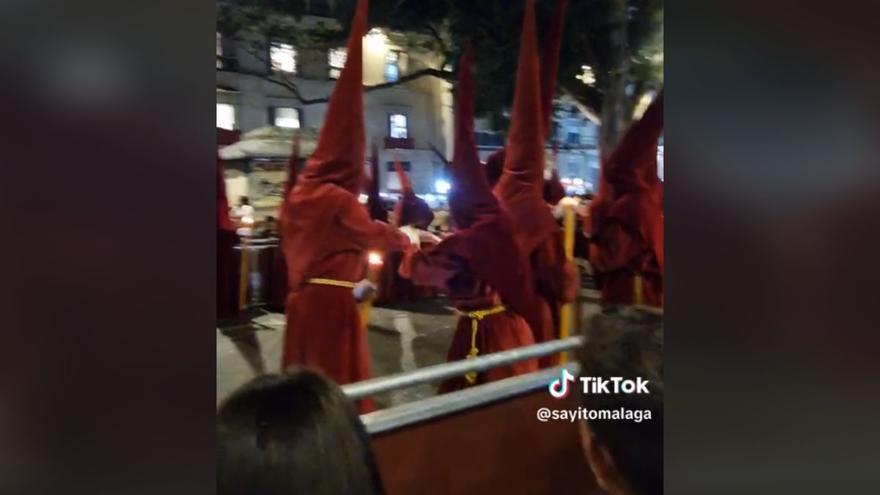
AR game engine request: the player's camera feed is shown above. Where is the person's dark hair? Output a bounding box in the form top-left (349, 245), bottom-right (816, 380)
top-left (576, 307), bottom-right (663, 495)
top-left (239, 196), bottom-right (249, 205)
top-left (217, 369), bottom-right (386, 495)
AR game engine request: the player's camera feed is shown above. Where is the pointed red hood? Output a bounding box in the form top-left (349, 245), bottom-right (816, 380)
top-left (485, 0), bottom-right (565, 192)
top-left (605, 92), bottom-right (664, 195)
top-left (592, 91), bottom-right (664, 272)
top-left (392, 154), bottom-right (433, 228)
top-left (538, 0), bottom-right (567, 207)
top-left (449, 44), bottom-right (501, 229)
top-left (540, 0), bottom-right (567, 136)
top-left (494, 0), bottom-right (558, 253)
top-left (298, 0), bottom-right (368, 194)
top-left (496, 0), bottom-right (544, 200)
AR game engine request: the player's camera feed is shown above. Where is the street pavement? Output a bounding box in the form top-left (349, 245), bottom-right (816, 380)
top-left (217, 295), bottom-right (601, 409)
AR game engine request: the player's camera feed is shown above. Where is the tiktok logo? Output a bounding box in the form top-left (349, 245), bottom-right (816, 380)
top-left (548, 369), bottom-right (576, 399)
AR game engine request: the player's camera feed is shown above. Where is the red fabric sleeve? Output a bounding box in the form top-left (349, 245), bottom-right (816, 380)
top-left (338, 194), bottom-right (410, 253)
top-left (397, 237), bottom-right (463, 289)
top-left (589, 222), bottom-right (636, 273)
top-left (533, 232), bottom-right (578, 304)
top-left (543, 174), bottom-right (566, 205)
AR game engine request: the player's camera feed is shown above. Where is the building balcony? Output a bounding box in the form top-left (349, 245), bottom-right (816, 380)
top-left (384, 137), bottom-right (414, 149)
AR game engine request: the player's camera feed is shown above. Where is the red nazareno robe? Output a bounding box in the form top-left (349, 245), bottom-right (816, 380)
top-left (377, 244), bottom-right (436, 304)
top-left (281, 0), bottom-right (402, 413)
top-left (494, 0), bottom-right (577, 367)
top-left (400, 44), bottom-right (542, 390)
top-left (281, 182), bottom-right (406, 412)
top-left (590, 94), bottom-right (664, 306)
top-left (375, 161), bottom-right (436, 305)
top-left (399, 215), bottom-right (539, 392)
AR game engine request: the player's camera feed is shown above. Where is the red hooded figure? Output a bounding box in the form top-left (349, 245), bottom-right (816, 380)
top-left (493, 0), bottom-right (577, 367)
top-left (391, 156), bottom-right (434, 229)
top-left (590, 92), bottom-right (664, 307)
top-left (280, 0), bottom-right (406, 412)
top-left (375, 154), bottom-right (436, 304)
top-left (398, 45), bottom-right (540, 392)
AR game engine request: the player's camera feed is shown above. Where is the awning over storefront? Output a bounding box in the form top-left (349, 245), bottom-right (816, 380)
top-left (218, 126), bottom-right (318, 160)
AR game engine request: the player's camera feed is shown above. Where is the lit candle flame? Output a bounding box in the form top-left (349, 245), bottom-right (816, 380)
top-left (367, 251), bottom-right (383, 266)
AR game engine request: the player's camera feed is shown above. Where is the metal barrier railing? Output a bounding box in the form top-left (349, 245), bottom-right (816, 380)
top-left (360, 361), bottom-right (581, 435)
top-left (343, 336), bottom-right (584, 400)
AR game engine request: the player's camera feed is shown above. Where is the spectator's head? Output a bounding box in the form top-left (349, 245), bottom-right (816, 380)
top-left (217, 369), bottom-right (385, 495)
top-left (239, 196), bottom-right (249, 206)
top-left (575, 307), bottom-right (663, 495)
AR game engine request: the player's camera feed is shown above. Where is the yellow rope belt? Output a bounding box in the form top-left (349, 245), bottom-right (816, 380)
top-left (306, 278), bottom-right (357, 289)
top-left (456, 304), bottom-right (506, 384)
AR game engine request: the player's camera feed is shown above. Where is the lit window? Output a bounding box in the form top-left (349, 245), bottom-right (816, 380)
top-left (217, 103), bottom-right (236, 130)
top-left (270, 42), bottom-right (297, 74)
top-left (385, 51), bottom-right (400, 82)
top-left (328, 48), bottom-right (347, 79)
top-left (216, 33), bottom-right (222, 69)
top-left (272, 107), bottom-right (301, 129)
top-left (388, 113), bottom-right (408, 139)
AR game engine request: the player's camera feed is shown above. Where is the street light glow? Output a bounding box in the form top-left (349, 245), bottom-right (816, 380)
top-left (364, 28), bottom-right (388, 52)
top-left (576, 65), bottom-right (596, 85)
top-left (434, 179), bottom-right (451, 194)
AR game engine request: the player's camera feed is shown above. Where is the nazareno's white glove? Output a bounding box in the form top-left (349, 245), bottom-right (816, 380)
top-left (352, 279), bottom-right (377, 302)
top-left (553, 196), bottom-right (580, 219)
top-left (398, 225), bottom-right (422, 247)
top-left (552, 202), bottom-right (565, 220)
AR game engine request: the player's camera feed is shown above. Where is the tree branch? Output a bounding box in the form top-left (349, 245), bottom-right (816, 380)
top-left (217, 66), bottom-right (454, 106)
top-left (559, 85), bottom-right (602, 125)
top-left (425, 23), bottom-right (447, 52)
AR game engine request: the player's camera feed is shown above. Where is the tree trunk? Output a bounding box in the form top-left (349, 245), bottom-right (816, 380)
top-left (598, 0), bottom-right (630, 160)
